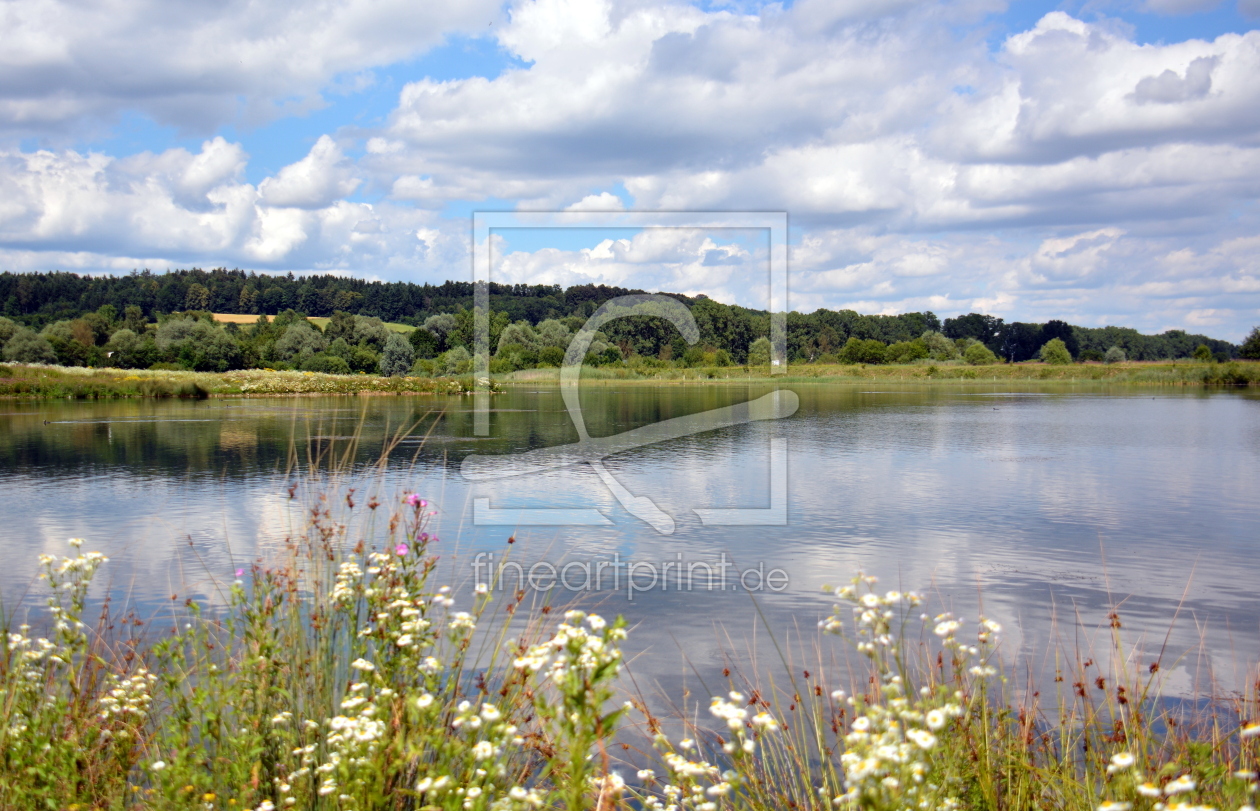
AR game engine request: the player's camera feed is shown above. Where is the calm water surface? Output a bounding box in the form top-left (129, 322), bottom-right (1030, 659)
top-left (2, 384), bottom-right (1257, 694)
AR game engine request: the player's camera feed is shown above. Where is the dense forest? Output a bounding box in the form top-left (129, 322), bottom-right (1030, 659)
top-left (1, 268), bottom-right (1256, 375)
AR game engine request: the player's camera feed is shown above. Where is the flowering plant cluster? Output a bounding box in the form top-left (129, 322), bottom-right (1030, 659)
top-left (4, 500), bottom-right (1260, 811)
top-left (819, 573), bottom-right (1002, 810)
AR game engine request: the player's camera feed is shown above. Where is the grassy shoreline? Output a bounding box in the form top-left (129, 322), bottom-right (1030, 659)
top-left (507, 359), bottom-right (1260, 387)
top-left (2, 358), bottom-right (1256, 400)
top-left (0, 363), bottom-right (479, 399)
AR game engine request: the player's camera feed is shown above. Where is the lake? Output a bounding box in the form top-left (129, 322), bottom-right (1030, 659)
top-left (2, 383), bottom-right (1257, 698)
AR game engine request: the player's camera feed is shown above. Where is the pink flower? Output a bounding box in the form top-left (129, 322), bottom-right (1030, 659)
top-left (404, 494), bottom-right (428, 508)
top-left (235, 569), bottom-right (244, 577)
top-left (394, 544), bottom-right (409, 557)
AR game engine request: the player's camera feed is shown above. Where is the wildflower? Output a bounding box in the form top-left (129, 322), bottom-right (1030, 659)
top-left (907, 728), bottom-right (937, 750)
top-left (1137, 783), bottom-right (1162, 798)
top-left (474, 582), bottom-right (488, 595)
top-left (1097, 803), bottom-right (1131, 811)
top-left (926, 709), bottom-right (946, 730)
top-left (1164, 775), bottom-right (1196, 795)
top-left (1243, 722), bottom-right (1260, 740)
top-left (68, 537), bottom-right (84, 548)
top-left (416, 693), bottom-right (434, 709)
top-left (405, 494), bottom-right (428, 508)
top-left (395, 543), bottom-right (409, 556)
top-left (151, 761), bottom-right (167, 771)
top-left (350, 658), bottom-right (375, 672)
top-left (473, 740), bottom-right (496, 760)
top-left (1108, 752), bottom-right (1136, 773)
top-left (752, 712), bottom-right (780, 731)
top-left (396, 634), bottom-right (413, 647)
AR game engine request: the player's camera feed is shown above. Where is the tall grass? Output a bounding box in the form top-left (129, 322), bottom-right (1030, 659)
top-left (1, 440), bottom-right (1257, 810)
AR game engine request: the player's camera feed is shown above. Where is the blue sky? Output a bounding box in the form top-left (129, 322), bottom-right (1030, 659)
top-left (1, 0), bottom-right (1258, 338)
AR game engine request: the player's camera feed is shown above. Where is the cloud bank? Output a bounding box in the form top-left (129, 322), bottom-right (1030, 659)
top-left (0, 0), bottom-right (1257, 337)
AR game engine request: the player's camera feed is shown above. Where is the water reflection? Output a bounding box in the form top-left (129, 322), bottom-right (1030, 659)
top-left (1, 385), bottom-right (1257, 698)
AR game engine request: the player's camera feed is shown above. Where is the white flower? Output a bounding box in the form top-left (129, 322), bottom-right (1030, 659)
top-left (907, 728), bottom-right (937, 750)
top-left (1096, 803), bottom-right (1130, 811)
top-left (1164, 775), bottom-right (1196, 795)
top-left (395, 634), bottom-right (413, 648)
top-left (350, 658), bottom-right (375, 672)
top-left (150, 760), bottom-right (166, 771)
top-left (416, 693), bottom-right (434, 709)
top-left (1107, 752), bottom-right (1135, 773)
top-left (926, 709), bottom-right (946, 730)
top-left (472, 740), bottom-right (495, 760)
top-left (1243, 722), bottom-right (1260, 740)
top-left (1137, 783), bottom-right (1162, 798)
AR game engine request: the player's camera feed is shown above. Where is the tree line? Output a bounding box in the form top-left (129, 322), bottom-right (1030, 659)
top-left (1, 269), bottom-right (1255, 375)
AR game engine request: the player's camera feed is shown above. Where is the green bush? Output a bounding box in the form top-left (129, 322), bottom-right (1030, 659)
top-left (963, 342), bottom-right (999, 365)
top-left (3, 327), bottom-right (58, 364)
top-left (1193, 344), bottom-right (1213, 362)
top-left (536, 345), bottom-right (565, 368)
top-left (886, 339), bottom-right (929, 364)
top-left (1105, 346), bottom-right (1127, 364)
top-left (1241, 326), bottom-right (1260, 360)
top-left (747, 336), bottom-right (771, 366)
top-left (1039, 338), bottom-right (1072, 365)
top-left (838, 337), bottom-right (887, 364)
top-left (300, 354), bottom-right (352, 374)
top-left (921, 331), bottom-right (959, 360)
top-left (378, 333), bottom-right (416, 376)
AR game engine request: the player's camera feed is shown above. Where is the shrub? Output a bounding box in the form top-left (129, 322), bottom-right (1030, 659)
top-left (536, 345), bottom-right (565, 368)
top-left (271, 321), bottom-right (327, 365)
top-left (921, 331), bottom-right (959, 360)
top-left (963, 342), bottom-right (999, 365)
top-left (378, 332), bottom-right (416, 376)
top-left (838, 337), bottom-right (887, 364)
top-left (1039, 338), bottom-right (1072, 365)
top-left (1193, 344), bottom-right (1214, 362)
top-left (1241, 326), bottom-right (1260, 360)
top-left (1105, 345), bottom-right (1127, 364)
top-left (3, 327), bottom-right (58, 364)
top-left (300, 354), bottom-right (352, 375)
top-left (886, 339), bottom-right (929, 364)
top-left (747, 336), bottom-right (771, 366)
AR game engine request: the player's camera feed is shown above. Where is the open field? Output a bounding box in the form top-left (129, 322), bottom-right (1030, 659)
top-left (209, 313), bottom-right (415, 333)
